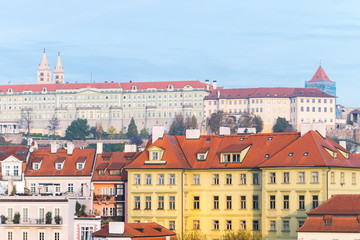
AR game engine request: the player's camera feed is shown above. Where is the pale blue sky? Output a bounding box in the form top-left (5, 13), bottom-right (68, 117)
top-left (0, 0), bottom-right (359, 106)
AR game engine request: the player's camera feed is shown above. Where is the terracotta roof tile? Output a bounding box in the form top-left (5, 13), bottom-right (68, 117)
top-left (120, 80), bottom-right (212, 91)
top-left (92, 222), bottom-right (177, 239)
top-left (309, 65), bottom-right (332, 82)
top-left (26, 148), bottom-right (95, 176)
top-left (0, 145), bottom-right (29, 161)
top-left (76, 156), bottom-right (87, 164)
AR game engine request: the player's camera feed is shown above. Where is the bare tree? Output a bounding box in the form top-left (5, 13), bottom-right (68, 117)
top-left (20, 108), bottom-right (33, 137)
top-left (47, 114), bottom-right (60, 137)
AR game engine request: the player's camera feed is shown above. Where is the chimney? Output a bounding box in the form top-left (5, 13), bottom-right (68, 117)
top-left (213, 80), bottom-right (217, 90)
top-left (152, 126), bottom-right (164, 144)
top-left (219, 127), bottom-right (231, 136)
top-left (217, 90), bottom-right (220, 98)
top-left (312, 122), bottom-right (326, 138)
top-left (67, 142), bottom-right (75, 155)
top-left (185, 129), bottom-right (201, 139)
top-left (96, 142), bottom-right (103, 155)
top-left (339, 141), bottom-right (346, 149)
top-left (109, 222), bottom-right (125, 234)
top-left (300, 123), bottom-right (312, 137)
top-left (237, 128), bottom-right (256, 134)
top-left (205, 80), bottom-right (210, 91)
top-left (124, 144), bottom-right (137, 152)
top-left (51, 141), bottom-right (58, 154)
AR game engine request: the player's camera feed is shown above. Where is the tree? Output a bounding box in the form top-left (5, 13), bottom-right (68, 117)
top-left (47, 114), bottom-right (60, 137)
top-left (140, 128), bottom-right (149, 139)
top-left (131, 135), bottom-right (143, 146)
top-left (179, 231), bottom-right (207, 240)
top-left (20, 108), bottom-right (33, 137)
top-left (207, 111), bottom-right (224, 134)
top-left (127, 118), bottom-right (138, 139)
top-left (272, 117), bottom-right (294, 133)
top-left (238, 113), bottom-right (264, 133)
top-left (185, 115), bottom-right (198, 130)
top-left (108, 125), bottom-right (117, 139)
top-left (221, 230), bottom-right (262, 240)
top-left (169, 114), bottom-right (186, 135)
top-left (65, 119), bottom-right (91, 140)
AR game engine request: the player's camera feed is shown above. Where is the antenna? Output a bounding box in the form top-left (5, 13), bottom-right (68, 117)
top-left (319, 60), bottom-right (322, 66)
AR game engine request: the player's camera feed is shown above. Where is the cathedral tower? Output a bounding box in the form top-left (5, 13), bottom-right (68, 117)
top-left (37, 49), bottom-right (52, 84)
top-left (53, 52), bottom-right (64, 84)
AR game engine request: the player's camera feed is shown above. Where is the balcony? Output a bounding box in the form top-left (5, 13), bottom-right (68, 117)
top-left (94, 194), bottom-right (115, 204)
top-left (1, 218), bottom-right (63, 226)
top-left (1, 175), bottom-right (22, 181)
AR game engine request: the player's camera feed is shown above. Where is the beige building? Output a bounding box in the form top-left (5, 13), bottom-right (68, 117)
top-left (205, 87), bottom-right (335, 132)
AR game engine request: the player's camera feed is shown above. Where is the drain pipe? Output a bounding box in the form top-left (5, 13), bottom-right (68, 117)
top-left (326, 167), bottom-right (331, 200)
top-left (181, 169), bottom-right (185, 239)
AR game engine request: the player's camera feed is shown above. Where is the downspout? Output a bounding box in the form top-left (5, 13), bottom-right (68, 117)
top-left (326, 167), bottom-right (331, 200)
top-left (181, 168), bottom-right (185, 239)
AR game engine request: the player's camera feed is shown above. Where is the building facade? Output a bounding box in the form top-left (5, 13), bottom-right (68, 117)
top-left (204, 87), bottom-right (335, 133)
top-left (125, 127), bottom-right (360, 240)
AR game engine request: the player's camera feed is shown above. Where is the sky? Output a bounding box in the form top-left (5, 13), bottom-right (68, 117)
top-left (0, 0), bottom-right (359, 106)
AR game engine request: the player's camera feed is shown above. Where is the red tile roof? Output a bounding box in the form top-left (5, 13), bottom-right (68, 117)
top-left (0, 145), bottom-right (29, 161)
top-left (25, 148), bottom-right (95, 176)
top-left (92, 152), bottom-right (140, 182)
top-left (126, 132), bottom-right (300, 170)
top-left (309, 65), bottom-right (332, 82)
top-left (120, 80), bottom-right (212, 91)
top-left (298, 195), bottom-right (360, 233)
top-left (92, 222), bottom-right (177, 239)
top-left (204, 87), bottom-right (333, 100)
top-left (259, 131), bottom-right (360, 168)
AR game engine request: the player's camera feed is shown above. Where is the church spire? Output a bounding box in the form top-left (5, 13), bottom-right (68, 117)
top-left (53, 51), bottom-right (64, 84)
top-left (37, 49), bottom-right (52, 84)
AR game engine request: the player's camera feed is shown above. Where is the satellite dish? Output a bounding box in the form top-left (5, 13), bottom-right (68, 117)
top-left (90, 183), bottom-right (95, 191)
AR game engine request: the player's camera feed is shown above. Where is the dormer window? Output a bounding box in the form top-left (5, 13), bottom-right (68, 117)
top-left (98, 170), bottom-right (105, 175)
top-left (77, 163), bottom-right (84, 170)
top-left (145, 146), bottom-right (166, 164)
top-left (168, 84), bottom-right (174, 90)
top-left (337, 148), bottom-right (349, 159)
top-left (76, 156), bottom-right (86, 170)
top-left (197, 154), bottom-right (206, 160)
top-left (32, 157), bottom-right (42, 170)
top-left (55, 163), bottom-right (63, 170)
top-left (220, 145), bottom-right (251, 164)
top-left (7, 88), bottom-right (13, 94)
top-left (42, 87), bottom-right (47, 93)
top-left (33, 163), bottom-right (40, 170)
top-left (152, 152), bottom-right (159, 160)
top-left (110, 170), bottom-right (120, 176)
top-left (131, 86), bottom-right (138, 91)
top-left (324, 216), bottom-right (332, 226)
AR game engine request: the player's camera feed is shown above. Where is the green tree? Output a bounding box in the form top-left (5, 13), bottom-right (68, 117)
top-left (207, 111), bottom-right (224, 134)
top-left (140, 128), bottom-right (149, 139)
top-left (221, 230), bottom-right (262, 240)
top-left (169, 114), bottom-right (186, 135)
top-left (131, 135), bottom-right (143, 146)
top-left (108, 125), bottom-right (117, 139)
top-left (179, 231), bottom-right (207, 240)
top-left (272, 117), bottom-right (294, 133)
top-left (185, 115), bottom-right (198, 130)
top-left (127, 118), bottom-right (138, 139)
top-left (65, 119), bottom-right (91, 140)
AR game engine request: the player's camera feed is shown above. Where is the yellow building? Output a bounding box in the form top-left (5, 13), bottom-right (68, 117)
top-left (125, 129), bottom-right (360, 240)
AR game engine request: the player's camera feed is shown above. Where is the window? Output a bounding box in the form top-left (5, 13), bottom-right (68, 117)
top-left (169, 221), bottom-right (175, 230)
top-left (270, 172), bottom-right (276, 183)
top-left (341, 172), bottom-right (344, 184)
top-left (134, 174), bottom-right (140, 184)
top-left (312, 172), bottom-right (319, 183)
top-left (226, 174), bottom-right (232, 185)
top-left (253, 173), bottom-right (259, 185)
top-left (152, 152), bottom-right (159, 160)
top-left (194, 196), bottom-right (200, 209)
top-left (240, 196), bottom-right (246, 209)
top-left (30, 183), bottom-right (36, 193)
top-left (67, 183), bottom-right (74, 192)
top-left (158, 196), bottom-right (164, 209)
top-left (23, 232), bottom-right (28, 240)
top-left (298, 220), bottom-right (305, 228)
top-left (77, 163), bottom-right (84, 170)
top-left (39, 232), bottom-right (44, 240)
top-left (22, 208), bottom-right (28, 223)
top-left (54, 232), bottom-right (60, 240)
top-left (134, 196), bottom-right (140, 209)
top-left (325, 219), bottom-right (332, 226)
top-left (80, 227), bottom-right (93, 240)
top-left (14, 166), bottom-right (19, 176)
top-left (169, 196), bottom-right (175, 210)
top-left (158, 174), bottom-right (164, 184)
top-left (213, 196), bottom-right (219, 209)
top-left (283, 172), bottom-right (289, 183)
top-left (193, 174), bottom-right (200, 185)
top-left (193, 220), bottom-right (200, 230)
top-left (270, 195), bottom-right (276, 209)
top-left (145, 174), bottom-right (152, 184)
top-left (145, 196), bottom-right (151, 209)
top-left (331, 172), bottom-right (335, 183)
top-left (312, 195), bottom-right (319, 209)
top-left (240, 174), bottom-right (246, 184)
top-left (283, 221), bottom-right (289, 231)
top-left (240, 220), bottom-right (246, 230)
top-left (213, 220), bottom-right (219, 230)
top-left (353, 173), bottom-right (356, 184)
top-left (226, 196), bottom-right (232, 209)
top-left (253, 220), bottom-right (259, 231)
top-left (253, 195), bottom-right (259, 209)
top-left (213, 174), bottom-right (219, 185)
top-left (226, 220), bottom-right (232, 230)
top-left (7, 232), bottom-right (13, 240)
top-left (169, 174), bottom-right (175, 184)
top-left (270, 221), bottom-right (276, 231)
top-left (299, 172), bottom-right (305, 183)
top-left (299, 195), bottom-right (305, 209)
top-left (283, 195), bottom-right (289, 209)
top-left (102, 207), bottom-right (108, 216)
